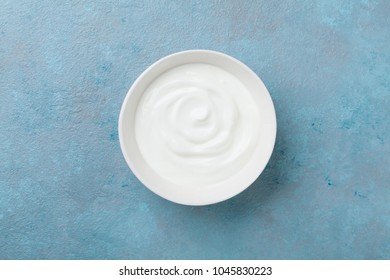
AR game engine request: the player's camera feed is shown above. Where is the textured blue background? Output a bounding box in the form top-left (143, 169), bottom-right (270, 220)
top-left (1, 0), bottom-right (389, 259)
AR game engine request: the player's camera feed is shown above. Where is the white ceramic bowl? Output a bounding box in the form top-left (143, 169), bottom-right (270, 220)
top-left (119, 50), bottom-right (276, 205)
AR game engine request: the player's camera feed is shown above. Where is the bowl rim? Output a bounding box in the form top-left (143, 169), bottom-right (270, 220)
top-left (118, 49), bottom-right (277, 205)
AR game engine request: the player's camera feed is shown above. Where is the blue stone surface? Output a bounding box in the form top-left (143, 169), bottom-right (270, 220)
top-left (0, 0), bottom-right (389, 259)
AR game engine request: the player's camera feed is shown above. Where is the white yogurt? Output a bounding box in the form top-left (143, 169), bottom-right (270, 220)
top-left (135, 63), bottom-right (260, 187)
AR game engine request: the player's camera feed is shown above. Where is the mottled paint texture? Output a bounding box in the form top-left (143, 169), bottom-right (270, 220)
top-left (0, 0), bottom-right (389, 259)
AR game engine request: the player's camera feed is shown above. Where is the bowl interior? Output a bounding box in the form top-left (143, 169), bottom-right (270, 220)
top-left (119, 50), bottom-right (276, 205)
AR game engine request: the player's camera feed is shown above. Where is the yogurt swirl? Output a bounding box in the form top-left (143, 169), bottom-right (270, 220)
top-left (135, 63), bottom-right (260, 187)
